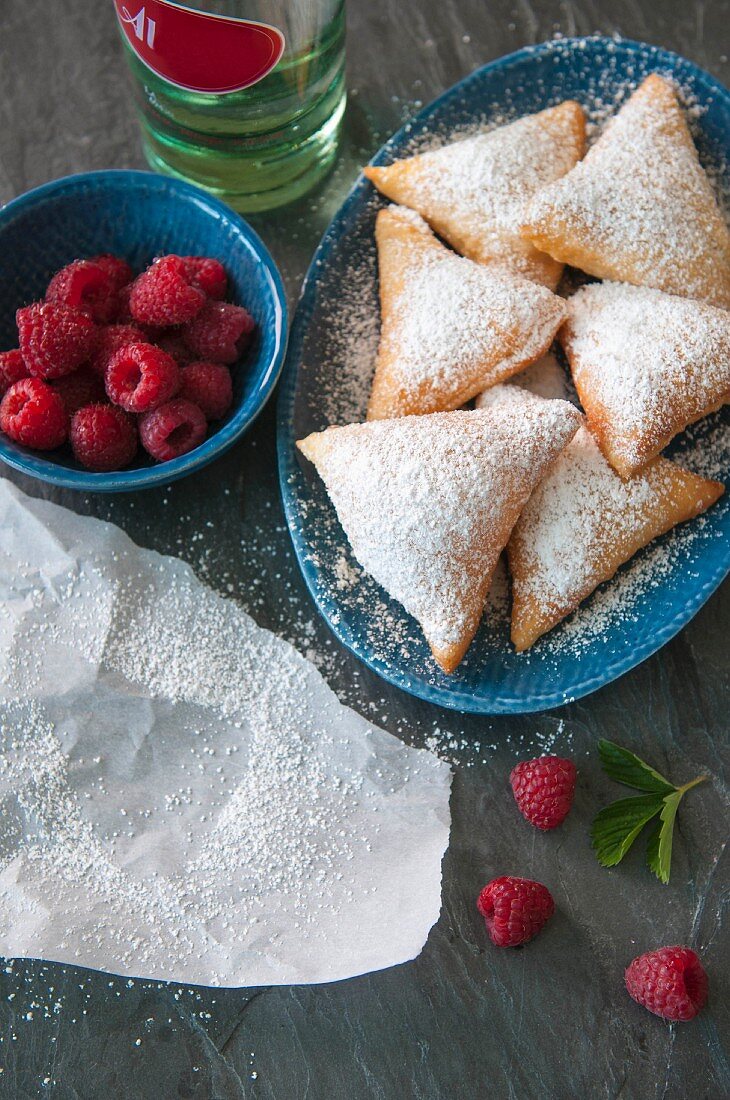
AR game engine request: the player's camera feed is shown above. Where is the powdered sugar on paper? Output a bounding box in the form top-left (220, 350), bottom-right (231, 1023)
top-left (0, 480), bottom-right (451, 987)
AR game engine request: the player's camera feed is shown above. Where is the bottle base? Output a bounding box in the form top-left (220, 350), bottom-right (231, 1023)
top-left (140, 90), bottom-right (346, 214)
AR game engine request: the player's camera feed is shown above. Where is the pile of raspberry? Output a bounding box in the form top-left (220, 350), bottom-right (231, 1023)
top-left (0, 253), bottom-right (255, 471)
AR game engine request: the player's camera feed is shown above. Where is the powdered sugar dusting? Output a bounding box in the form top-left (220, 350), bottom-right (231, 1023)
top-left (512, 352), bottom-right (572, 402)
top-left (288, 46), bottom-right (730, 676)
top-left (563, 281), bottom-right (730, 472)
top-left (524, 75), bottom-right (730, 307)
top-left (0, 483), bottom-right (451, 985)
top-left (490, 366), bottom-right (728, 655)
top-left (391, 106), bottom-right (581, 228)
top-left (373, 207), bottom-right (566, 414)
top-left (515, 424), bottom-right (657, 605)
top-left (369, 102), bottom-right (584, 283)
top-left (298, 403), bottom-right (579, 654)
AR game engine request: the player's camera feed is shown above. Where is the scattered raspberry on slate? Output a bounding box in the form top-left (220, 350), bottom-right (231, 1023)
top-left (476, 876), bottom-right (555, 947)
top-left (46, 259), bottom-right (117, 324)
top-left (182, 300), bottom-right (255, 364)
top-left (52, 368), bottom-right (107, 418)
top-left (70, 403), bottom-right (138, 471)
top-left (625, 947), bottom-right (708, 1022)
top-left (139, 397), bottom-right (207, 462)
top-left (179, 361), bottom-right (232, 420)
top-left (17, 302), bottom-right (97, 379)
top-left (0, 349), bottom-right (29, 396)
top-left (129, 255), bottom-right (206, 327)
top-left (0, 377), bottom-right (68, 450)
top-left (510, 755), bottom-right (577, 830)
top-left (183, 256), bottom-right (228, 300)
top-left (89, 323), bottom-right (148, 376)
top-left (105, 342), bottom-right (180, 413)
top-left (89, 253), bottom-right (134, 291)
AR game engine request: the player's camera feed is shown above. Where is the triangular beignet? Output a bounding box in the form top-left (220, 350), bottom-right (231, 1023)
top-left (477, 386), bottom-right (724, 651)
top-left (512, 351), bottom-right (572, 402)
top-left (364, 101), bottom-right (586, 288)
top-left (367, 206), bottom-right (567, 420)
top-left (521, 74), bottom-right (730, 308)
top-left (560, 281), bottom-right (730, 477)
top-left (297, 403), bottom-right (581, 672)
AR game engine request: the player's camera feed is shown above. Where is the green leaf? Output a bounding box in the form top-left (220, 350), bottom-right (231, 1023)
top-left (597, 740), bottom-right (676, 795)
top-left (590, 794), bottom-right (665, 868)
top-left (645, 778), bottom-right (706, 884)
top-left (593, 742), bottom-right (707, 882)
top-left (645, 790), bottom-right (683, 884)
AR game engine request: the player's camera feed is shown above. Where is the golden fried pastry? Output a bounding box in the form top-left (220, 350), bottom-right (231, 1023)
top-left (367, 205), bottom-right (567, 420)
top-left (560, 281), bottom-right (730, 477)
top-left (477, 385), bottom-right (724, 651)
top-left (297, 401), bottom-right (581, 672)
top-left (521, 74), bottom-right (730, 308)
top-left (364, 101), bottom-right (586, 288)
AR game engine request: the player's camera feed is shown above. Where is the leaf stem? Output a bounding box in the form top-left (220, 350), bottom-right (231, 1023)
top-left (676, 775), bottom-right (708, 796)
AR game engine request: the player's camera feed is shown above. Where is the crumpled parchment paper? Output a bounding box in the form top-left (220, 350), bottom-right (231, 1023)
top-left (0, 480), bottom-right (451, 987)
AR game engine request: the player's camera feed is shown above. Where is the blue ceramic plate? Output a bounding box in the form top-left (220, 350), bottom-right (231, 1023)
top-left (0, 170), bottom-right (287, 492)
top-left (277, 37), bottom-right (730, 714)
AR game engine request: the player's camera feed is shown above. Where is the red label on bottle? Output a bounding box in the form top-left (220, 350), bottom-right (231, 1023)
top-left (114, 1), bottom-right (285, 94)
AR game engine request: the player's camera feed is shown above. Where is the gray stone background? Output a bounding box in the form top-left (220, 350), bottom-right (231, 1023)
top-left (0, 0), bottom-right (728, 1097)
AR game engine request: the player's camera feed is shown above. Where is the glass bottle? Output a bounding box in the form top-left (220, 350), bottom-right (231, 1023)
top-left (114, 0), bottom-right (346, 212)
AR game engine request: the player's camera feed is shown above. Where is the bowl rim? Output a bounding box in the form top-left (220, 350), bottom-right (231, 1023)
top-left (0, 169), bottom-right (288, 492)
top-left (276, 35), bottom-right (730, 714)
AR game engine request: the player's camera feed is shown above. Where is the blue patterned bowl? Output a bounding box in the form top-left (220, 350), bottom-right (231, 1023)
top-left (277, 36), bottom-right (730, 714)
top-left (0, 170), bottom-right (287, 491)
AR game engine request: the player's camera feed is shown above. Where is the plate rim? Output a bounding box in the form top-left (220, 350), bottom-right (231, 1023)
top-left (276, 35), bottom-right (730, 714)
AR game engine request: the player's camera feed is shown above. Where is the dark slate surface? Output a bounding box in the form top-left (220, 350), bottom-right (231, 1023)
top-left (0, 1), bottom-right (728, 1097)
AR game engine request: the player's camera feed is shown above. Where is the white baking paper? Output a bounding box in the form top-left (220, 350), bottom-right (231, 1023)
top-left (0, 480), bottom-right (451, 987)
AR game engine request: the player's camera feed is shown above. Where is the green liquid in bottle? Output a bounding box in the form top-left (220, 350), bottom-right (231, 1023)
top-left (121, 0), bottom-right (346, 212)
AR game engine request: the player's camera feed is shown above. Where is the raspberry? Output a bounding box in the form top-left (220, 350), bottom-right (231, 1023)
top-left (182, 301), bottom-right (255, 364)
top-left (89, 323), bottom-right (148, 376)
top-left (46, 259), bottom-right (117, 323)
top-left (155, 332), bottom-right (194, 365)
top-left (0, 377), bottom-right (67, 450)
top-left (182, 256), bottom-right (228, 300)
top-left (139, 398), bottom-right (207, 462)
top-left (625, 947), bottom-right (708, 1021)
top-left (0, 350), bottom-right (29, 396)
top-left (510, 756), bottom-right (577, 830)
top-left (52, 368), bottom-right (107, 417)
top-left (105, 342), bottom-right (180, 413)
top-left (129, 255), bottom-right (205, 327)
top-left (17, 302), bottom-right (97, 379)
top-left (70, 403), bottom-right (138, 471)
top-left (89, 254), bottom-right (134, 291)
top-left (114, 283), bottom-right (134, 324)
top-left (476, 876), bottom-right (555, 947)
top-left (179, 361), bottom-right (232, 420)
